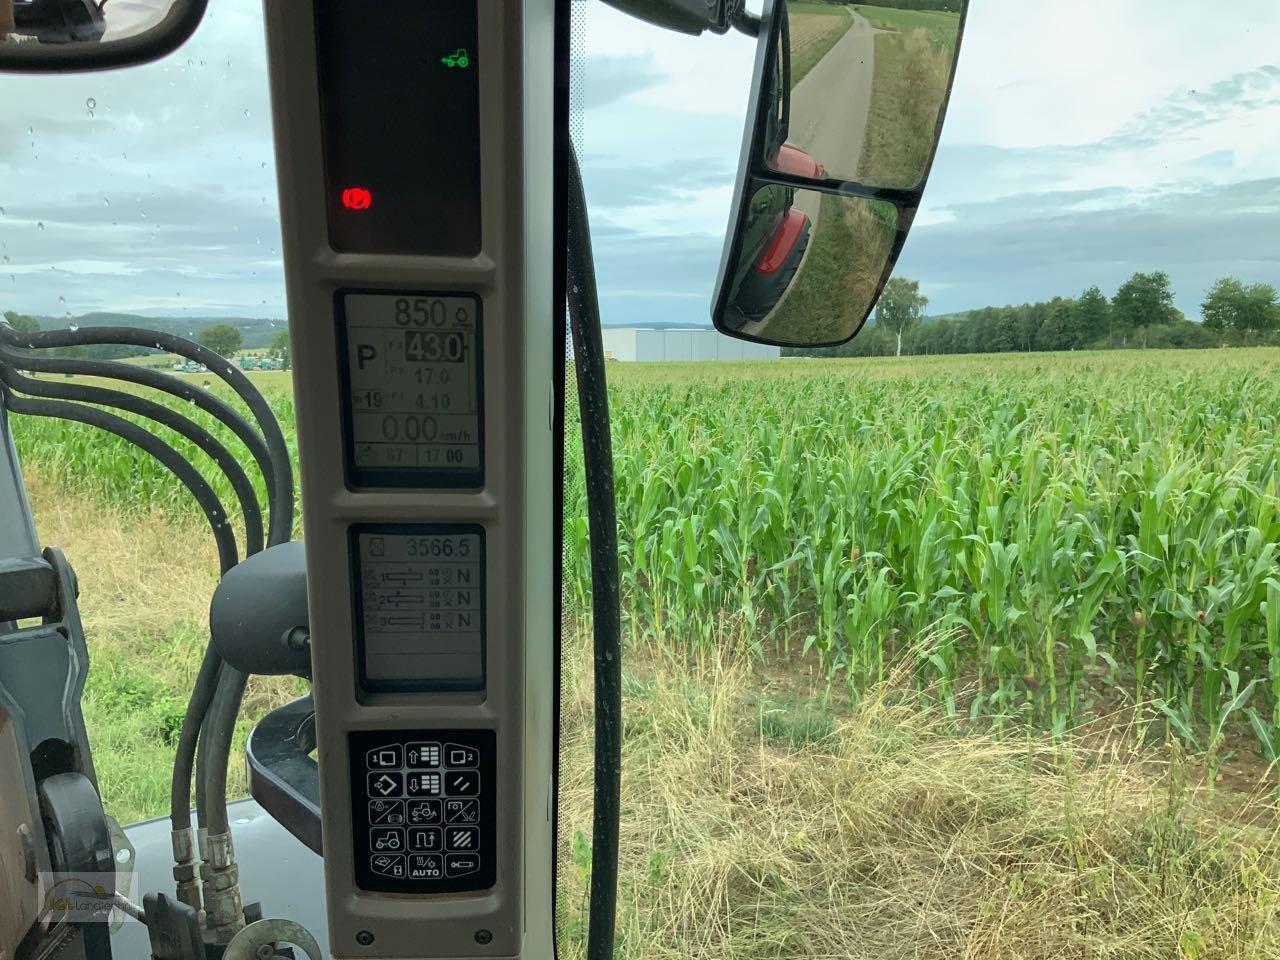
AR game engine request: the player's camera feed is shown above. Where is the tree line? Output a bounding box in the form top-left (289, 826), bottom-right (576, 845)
top-left (796, 272), bottom-right (1280, 358)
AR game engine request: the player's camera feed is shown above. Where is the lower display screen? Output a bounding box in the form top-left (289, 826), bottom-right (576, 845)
top-left (338, 291), bottom-right (483, 489)
top-left (351, 525), bottom-right (485, 692)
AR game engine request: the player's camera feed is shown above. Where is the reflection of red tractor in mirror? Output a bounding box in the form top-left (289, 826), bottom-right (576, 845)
top-left (725, 180), bottom-right (812, 329)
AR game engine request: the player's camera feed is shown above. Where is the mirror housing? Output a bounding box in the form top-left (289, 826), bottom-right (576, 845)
top-left (713, 0), bottom-right (967, 347)
top-left (0, 0), bottom-right (206, 72)
top-left (598, 0), bottom-right (741, 35)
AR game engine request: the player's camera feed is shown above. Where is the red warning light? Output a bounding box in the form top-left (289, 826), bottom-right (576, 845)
top-left (341, 187), bottom-right (373, 211)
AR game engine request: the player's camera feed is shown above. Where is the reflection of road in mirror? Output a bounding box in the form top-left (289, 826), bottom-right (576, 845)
top-left (784, 5), bottom-right (878, 183)
top-left (725, 184), bottom-right (897, 347)
top-left (775, 2), bottom-right (961, 188)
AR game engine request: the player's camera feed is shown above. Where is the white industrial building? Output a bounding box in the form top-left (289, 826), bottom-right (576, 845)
top-left (601, 326), bottom-right (781, 362)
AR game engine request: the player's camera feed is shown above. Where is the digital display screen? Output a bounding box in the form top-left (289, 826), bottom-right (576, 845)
top-left (339, 292), bottom-right (483, 489)
top-left (314, 0), bottom-right (481, 255)
top-left (351, 526), bottom-right (485, 692)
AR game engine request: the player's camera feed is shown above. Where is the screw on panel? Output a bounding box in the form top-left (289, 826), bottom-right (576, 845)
top-left (355, 931), bottom-right (375, 947)
top-left (474, 930), bottom-right (492, 945)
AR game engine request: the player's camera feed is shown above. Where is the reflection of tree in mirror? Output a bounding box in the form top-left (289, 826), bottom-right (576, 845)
top-left (755, 195), bottom-right (897, 346)
top-left (854, 4), bottom-right (959, 186)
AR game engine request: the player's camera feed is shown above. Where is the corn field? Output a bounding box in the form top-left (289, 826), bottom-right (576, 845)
top-left (8, 351), bottom-right (1280, 761)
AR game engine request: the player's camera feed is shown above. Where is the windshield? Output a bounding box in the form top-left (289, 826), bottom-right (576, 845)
top-left (3, 2), bottom-right (1280, 959)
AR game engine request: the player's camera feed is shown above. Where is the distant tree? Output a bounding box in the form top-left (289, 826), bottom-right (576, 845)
top-left (1112, 272), bottom-right (1176, 347)
top-left (2, 310), bottom-right (40, 333)
top-left (1203, 277), bottom-right (1279, 336)
top-left (268, 329), bottom-right (291, 370)
top-left (197, 323), bottom-right (242, 357)
top-left (875, 277), bottom-right (929, 357)
top-left (1072, 285), bottom-right (1110, 347)
top-left (1038, 299), bottom-right (1075, 351)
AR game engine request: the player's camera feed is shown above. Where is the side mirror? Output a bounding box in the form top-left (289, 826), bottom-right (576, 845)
top-left (0, 0), bottom-right (206, 72)
top-left (713, 0), bottom-right (967, 347)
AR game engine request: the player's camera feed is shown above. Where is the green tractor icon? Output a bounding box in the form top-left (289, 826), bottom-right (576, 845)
top-left (441, 48), bottom-right (470, 69)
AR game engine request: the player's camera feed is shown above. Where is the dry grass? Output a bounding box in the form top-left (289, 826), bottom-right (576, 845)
top-left (25, 459), bottom-right (1280, 958)
top-left (25, 466), bottom-right (299, 824)
top-left (557, 648), bottom-right (1280, 959)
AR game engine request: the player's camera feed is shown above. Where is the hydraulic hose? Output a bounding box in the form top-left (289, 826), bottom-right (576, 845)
top-left (0, 326), bottom-right (296, 846)
top-left (567, 146), bottom-right (622, 960)
top-left (0, 391), bottom-right (238, 573)
top-left (0, 325), bottom-right (293, 545)
top-left (0, 350), bottom-right (280, 534)
top-left (201, 668), bottom-right (248, 835)
top-left (0, 363), bottom-right (265, 557)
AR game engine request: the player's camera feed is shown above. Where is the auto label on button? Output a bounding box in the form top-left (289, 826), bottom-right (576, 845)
top-left (445, 853), bottom-right (480, 878)
top-left (408, 854), bottom-right (443, 880)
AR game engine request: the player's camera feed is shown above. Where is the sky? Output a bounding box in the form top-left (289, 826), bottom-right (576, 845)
top-left (1, 0), bottom-right (1278, 326)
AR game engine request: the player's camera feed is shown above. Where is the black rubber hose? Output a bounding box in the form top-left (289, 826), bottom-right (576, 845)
top-left (0, 349), bottom-right (279, 531)
top-left (171, 647), bottom-right (222, 830)
top-left (0, 391), bottom-right (238, 573)
top-left (567, 147), bottom-right (622, 960)
top-left (0, 328), bottom-right (295, 839)
top-left (0, 363), bottom-right (265, 557)
top-left (0, 326), bottom-right (293, 545)
top-left (200, 667), bottom-right (247, 835)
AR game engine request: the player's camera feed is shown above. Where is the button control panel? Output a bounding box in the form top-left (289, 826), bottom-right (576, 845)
top-left (350, 729), bottom-right (496, 892)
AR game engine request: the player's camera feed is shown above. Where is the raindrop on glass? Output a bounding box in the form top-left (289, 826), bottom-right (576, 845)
top-left (69, 323), bottom-right (79, 332)
top-left (85, 96), bottom-right (97, 110)
top-left (243, 109), bottom-right (250, 118)
top-left (103, 197), bottom-right (110, 206)
top-left (36, 222), bottom-right (45, 231)
top-left (58, 296), bottom-right (65, 303)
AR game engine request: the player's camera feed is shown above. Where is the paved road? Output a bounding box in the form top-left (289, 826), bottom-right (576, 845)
top-left (741, 8), bottom-right (878, 340)
top-left (788, 7), bottom-right (878, 183)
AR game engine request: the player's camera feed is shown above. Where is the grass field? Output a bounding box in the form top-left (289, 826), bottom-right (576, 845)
top-left (756, 194), bottom-right (897, 344)
top-left (12, 348), bottom-right (1280, 955)
top-left (852, 4), bottom-right (961, 48)
top-left (787, 2), bottom-right (853, 89)
top-left (853, 7), bottom-right (959, 185)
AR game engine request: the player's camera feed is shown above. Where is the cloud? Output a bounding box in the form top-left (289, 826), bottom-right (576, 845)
top-left (898, 178), bottom-right (1280, 316)
top-left (1, 0), bottom-right (1278, 332)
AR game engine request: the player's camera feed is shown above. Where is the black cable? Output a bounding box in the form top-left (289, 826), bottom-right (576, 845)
top-left (0, 326), bottom-right (293, 545)
top-left (567, 146), bottom-right (622, 960)
top-left (0, 363), bottom-right (265, 557)
top-left (0, 391), bottom-right (238, 574)
top-left (0, 349), bottom-right (279, 532)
